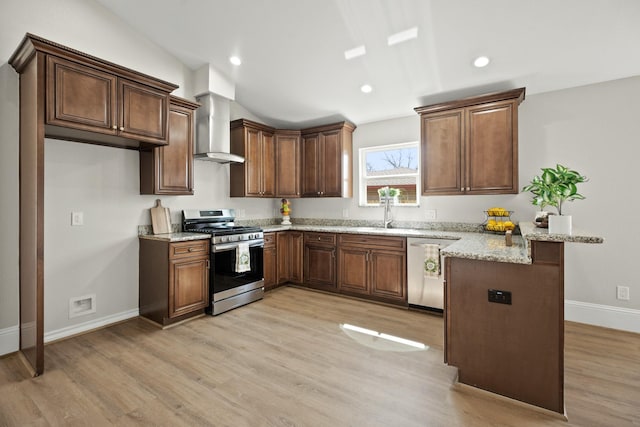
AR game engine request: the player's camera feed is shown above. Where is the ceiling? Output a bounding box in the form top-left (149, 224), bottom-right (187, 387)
top-left (95, 0), bottom-right (640, 128)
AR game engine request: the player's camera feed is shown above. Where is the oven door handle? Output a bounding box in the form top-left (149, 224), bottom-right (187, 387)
top-left (213, 240), bottom-right (264, 253)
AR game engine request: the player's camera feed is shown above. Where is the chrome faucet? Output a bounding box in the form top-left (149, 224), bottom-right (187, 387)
top-left (383, 195), bottom-right (393, 228)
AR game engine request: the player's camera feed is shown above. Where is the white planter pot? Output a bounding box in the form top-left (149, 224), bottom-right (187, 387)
top-left (548, 215), bottom-right (572, 235)
top-left (379, 196), bottom-right (399, 205)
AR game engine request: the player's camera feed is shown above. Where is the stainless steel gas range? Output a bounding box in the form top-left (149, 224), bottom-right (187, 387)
top-left (182, 209), bottom-right (264, 315)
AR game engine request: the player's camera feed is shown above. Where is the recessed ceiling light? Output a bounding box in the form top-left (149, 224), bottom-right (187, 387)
top-left (361, 84), bottom-right (372, 93)
top-left (344, 45), bottom-right (366, 60)
top-left (387, 27), bottom-right (418, 46)
top-left (473, 56), bottom-right (490, 68)
top-left (229, 56), bottom-right (242, 66)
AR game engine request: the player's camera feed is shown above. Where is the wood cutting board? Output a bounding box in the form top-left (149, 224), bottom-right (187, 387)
top-left (150, 199), bottom-right (172, 234)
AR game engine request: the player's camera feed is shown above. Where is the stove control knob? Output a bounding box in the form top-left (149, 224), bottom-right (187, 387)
top-left (220, 237), bottom-right (227, 243)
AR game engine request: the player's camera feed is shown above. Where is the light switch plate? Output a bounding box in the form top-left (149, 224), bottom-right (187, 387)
top-left (425, 209), bottom-right (437, 220)
top-left (71, 211), bottom-right (84, 226)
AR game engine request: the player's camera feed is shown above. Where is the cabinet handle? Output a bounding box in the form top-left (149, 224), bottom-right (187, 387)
top-left (206, 260), bottom-right (210, 269)
top-left (188, 247), bottom-right (196, 252)
top-left (461, 187), bottom-right (464, 191)
top-left (112, 125), bottom-right (117, 130)
top-left (466, 187), bottom-right (470, 191)
top-left (119, 126), bottom-right (124, 131)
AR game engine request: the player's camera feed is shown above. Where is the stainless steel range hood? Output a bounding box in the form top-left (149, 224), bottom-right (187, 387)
top-left (194, 92), bottom-right (244, 164)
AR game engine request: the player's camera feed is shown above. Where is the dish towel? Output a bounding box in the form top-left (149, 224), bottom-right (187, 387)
top-left (235, 242), bottom-right (251, 273)
top-left (423, 244), bottom-right (440, 278)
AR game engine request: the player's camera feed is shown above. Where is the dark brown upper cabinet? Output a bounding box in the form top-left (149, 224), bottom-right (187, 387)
top-left (275, 129), bottom-right (302, 198)
top-left (140, 96), bottom-right (198, 195)
top-left (230, 119), bottom-right (276, 198)
top-left (46, 55), bottom-right (171, 147)
top-left (415, 88), bottom-right (525, 195)
top-left (301, 122), bottom-right (355, 198)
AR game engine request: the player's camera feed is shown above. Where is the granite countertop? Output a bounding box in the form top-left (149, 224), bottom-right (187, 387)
top-left (138, 232), bottom-right (211, 242)
top-left (262, 222), bottom-right (604, 265)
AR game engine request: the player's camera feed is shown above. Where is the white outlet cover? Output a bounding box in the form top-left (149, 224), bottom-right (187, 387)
top-left (425, 209), bottom-right (437, 220)
top-left (71, 211), bottom-right (84, 226)
top-left (69, 294), bottom-right (96, 318)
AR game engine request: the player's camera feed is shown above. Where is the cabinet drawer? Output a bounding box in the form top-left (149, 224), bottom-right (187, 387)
top-left (264, 232), bottom-right (276, 248)
top-left (304, 232), bottom-right (336, 246)
top-left (169, 240), bottom-right (209, 259)
top-left (338, 234), bottom-right (406, 251)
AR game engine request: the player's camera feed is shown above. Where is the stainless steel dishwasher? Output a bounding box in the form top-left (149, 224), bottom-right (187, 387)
top-left (407, 238), bottom-right (457, 312)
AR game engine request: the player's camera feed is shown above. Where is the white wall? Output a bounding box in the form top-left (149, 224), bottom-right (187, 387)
top-left (0, 63), bottom-right (19, 344)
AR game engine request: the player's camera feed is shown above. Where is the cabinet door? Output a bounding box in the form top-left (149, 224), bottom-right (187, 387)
top-left (277, 232), bottom-right (304, 284)
top-left (263, 246), bottom-right (277, 290)
top-left (245, 127), bottom-right (263, 196)
top-left (338, 247), bottom-right (369, 295)
top-left (290, 232), bottom-right (304, 283)
top-left (301, 133), bottom-right (321, 196)
top-left (370, 249), bottom-right (406, 301)
top-left (169, 256), bottom-right (209, 318)
top-left (465, 101), bottom-right (518, 194)
top-left (151, 101), bottom-right (194, 194)
top-left (263, 233), bottom-right (278, 289)
top-left (421, 109), bottom-right (464, 195)
top-left (304, 244), bottom-right (337, 290)
top-left (261, 131), bottom-right (276, 197)
top-left (46, 55), bottom-right (117, 134)
top-left (118, 78), bottom-right (169, 144)
top-left (321, 130), bottom-right (342, 197)
top-left (275, 132), bottom-right (301, 198)
top-left (276, 232), bottom-right (291, 284)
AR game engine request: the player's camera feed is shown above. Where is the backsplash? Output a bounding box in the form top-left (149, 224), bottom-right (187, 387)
top-left (137, 223), bottom-right (182, 235)
top-left (137, 218), bottom-right (511, 235)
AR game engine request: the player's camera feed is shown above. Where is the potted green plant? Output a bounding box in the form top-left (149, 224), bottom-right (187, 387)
top-left (378, 187), bottom-right (400, 205)
top-left (522, 164), bottom-right (587, 234)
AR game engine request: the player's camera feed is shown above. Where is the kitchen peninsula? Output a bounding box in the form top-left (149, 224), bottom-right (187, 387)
top-left (260, 220), bottom-right (603, 416)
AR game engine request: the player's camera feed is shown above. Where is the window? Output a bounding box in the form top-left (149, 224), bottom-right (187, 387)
top-left (359, 142), bottom-right (420, 206)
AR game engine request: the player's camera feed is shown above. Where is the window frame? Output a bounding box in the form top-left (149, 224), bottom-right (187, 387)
top-left (358, 141), bottom-right (421, 207)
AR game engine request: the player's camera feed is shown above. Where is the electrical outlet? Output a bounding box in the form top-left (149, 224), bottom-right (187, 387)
top-left (71, 211), bottom-right (84, 226)
top-left (237, 209), bottom-right (246, 218)
top-left (342, 209), bottom-right (349, 218)
top-left (616, 286), bottom-right (630, 301)
top-left (425, 209), bottom-right (437, 220)
top-left (69, 294), bottom-right (96, 318)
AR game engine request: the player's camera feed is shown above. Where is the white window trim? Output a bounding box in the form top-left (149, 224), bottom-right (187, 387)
top-left (358, 141), bottom-right (420, 207)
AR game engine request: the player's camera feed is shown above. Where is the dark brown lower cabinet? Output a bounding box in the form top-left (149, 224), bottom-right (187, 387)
top-left (277, 231), bottom-right (303, 285)
top-left (263, 232), bottom-right (278, 290)
top-left (337, 234), bottom-right (407, 304)
top-left (139, 238), bottom-right (210, 326)
top-left (445, 241), bottom-right (564, 413)
top-left (304, 232), bottom-right (337, 291)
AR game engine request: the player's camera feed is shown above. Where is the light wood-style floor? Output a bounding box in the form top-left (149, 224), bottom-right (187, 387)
top-left (1, 286), bottom-right (639, 426)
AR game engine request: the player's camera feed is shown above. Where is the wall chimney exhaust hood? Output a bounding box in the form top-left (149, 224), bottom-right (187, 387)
top-left (194, 92), bottom-right (244, 164)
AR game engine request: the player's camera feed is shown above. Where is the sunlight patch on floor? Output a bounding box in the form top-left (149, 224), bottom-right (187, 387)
top-left (340, 323), bottom-right (428, 352)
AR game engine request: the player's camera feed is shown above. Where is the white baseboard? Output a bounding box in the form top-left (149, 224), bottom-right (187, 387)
top-left (565, 300), bottom-right (640, 334)
top-left (0, 309), bottom-right (139, 356)
top-left (0, 325), bottom-right (19, 356)
top-left (44, 308), bottom-right (139, 343)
